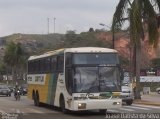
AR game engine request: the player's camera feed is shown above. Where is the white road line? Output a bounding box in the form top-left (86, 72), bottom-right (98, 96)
top-left (123, 106), bottom-right (151, 110)
top-left (132, 104), bottom-right (160, 109)
top-left (0, 109), bottom-right (6, 114)
top-left (12, 108), bottom-right (28, 116)
top-left (25, 108), bottom-right (45, 114)
top-left (118, 108), bottom-right (135, 112)
top-left (107, 109), bottom-right (120, 113)
top-left (0, 109), bottom-right (12, 117)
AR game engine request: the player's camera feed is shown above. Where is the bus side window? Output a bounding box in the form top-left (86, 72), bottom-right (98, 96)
top-left (65, 53), bottom-right (72, 67)
top-left (39, 59), bottom-right (44, 73)
top-left (51, 57), bottom-right (57, 72)
top-left (57, 55), bottom-right (64, 72)
top-left (35, 60), bottom-right (40, 73)
top-left (65, 68), bottom-right (73, 95)
top-left (28, 61), bottom-right (33, 74)
top-left (45, 57), bottom-right (51, 73)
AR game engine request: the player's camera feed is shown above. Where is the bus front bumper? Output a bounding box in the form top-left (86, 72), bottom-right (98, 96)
top-left (71, 99), bottom-right (122, 111)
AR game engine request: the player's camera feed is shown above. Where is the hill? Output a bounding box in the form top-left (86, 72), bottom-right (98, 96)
top-left (0, 31), bottom-right (159, 69)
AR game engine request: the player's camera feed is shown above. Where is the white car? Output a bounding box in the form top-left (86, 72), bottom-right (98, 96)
top-left (156, 87), bottom-right (160, 94)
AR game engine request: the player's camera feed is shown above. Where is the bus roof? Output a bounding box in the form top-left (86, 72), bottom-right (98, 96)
top-left (28, 47), bottom-right (117, 61)
top-left (64, 47), bottom-right (117, 53)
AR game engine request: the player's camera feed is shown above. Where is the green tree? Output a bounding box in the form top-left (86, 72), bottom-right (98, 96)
top-left (151, 58), bottom-right (160, 67)
top-left (4, 42), bottom-right (27, 83)
top-left (112, 0), bottom-right (160, 99)
top-left (0, 62), bottom-right (7, 80)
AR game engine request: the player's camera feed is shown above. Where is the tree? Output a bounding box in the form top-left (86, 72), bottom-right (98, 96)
top-left (112, 0), bottom-right (160, 99)
top-left (151, 58), bottom-right (160, 67)
top-left (0, 62), bottom-right (7, 80)
top-left (89, 28), bottom-right (94, 32)
top-left (4, 42), bottom-right (27, 83)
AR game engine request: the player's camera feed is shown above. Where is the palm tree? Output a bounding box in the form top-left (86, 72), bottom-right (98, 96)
top-left (4, 42), bottom-right (27, 83)
top-left (112, 0), bottom-right (160, 99)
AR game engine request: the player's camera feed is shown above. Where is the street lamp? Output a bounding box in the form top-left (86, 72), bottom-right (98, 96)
top-left (99, 23), bottom-right (114, 49)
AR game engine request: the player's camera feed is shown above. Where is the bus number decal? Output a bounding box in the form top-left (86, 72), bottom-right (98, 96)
top-left (27, 74), bottom-right (45, 85)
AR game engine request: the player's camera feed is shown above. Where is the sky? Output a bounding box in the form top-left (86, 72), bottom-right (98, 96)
top-left (0, 0), bottom-right (119, 37)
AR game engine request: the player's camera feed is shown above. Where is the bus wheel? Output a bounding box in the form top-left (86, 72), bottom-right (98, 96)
top-left (126, 100), bottom-right (133, 105)
top-left (99, 109), bottom-right (107, 115)
top-left (33, 94), bottom-right (37, 106)
top-left (60, 96), bottom-right (67, 113)
top-left (34, 93), bottom-right (40, 106)
top-left (36, 96), bottom-right (40, 106)
top-left (34, 96), bottom-right (38, 106)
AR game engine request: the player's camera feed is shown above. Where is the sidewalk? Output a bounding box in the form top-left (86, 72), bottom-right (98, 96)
top-left (133, 92), bottom-right (160, 106)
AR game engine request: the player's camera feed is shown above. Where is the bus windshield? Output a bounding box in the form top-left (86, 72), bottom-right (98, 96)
top-left (73, 53), bottom-right (119, 65)
top-left (73, 67), bottom-right (121, 93)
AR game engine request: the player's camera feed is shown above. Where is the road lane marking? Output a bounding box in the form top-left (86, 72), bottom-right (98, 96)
top-left (10, 108), bottom-right (28, 116)
top-left (25, 108), bottom-right (45, 114)
top-left (132, 104), bottom-right (160, 109)
top-left (123, 106), bottom-right (151, 110)
top-left (107, 109), bottom-right (120, 113)
top-left (0, 109), bottom-right (13, 117)
top-left (0, 109), bottom-right (6, 114)
top-left (118, 108), bottom-right (135, 112)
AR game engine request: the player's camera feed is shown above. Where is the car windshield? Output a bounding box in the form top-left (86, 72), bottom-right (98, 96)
top-left (73, 67), bottom-right (121, 93)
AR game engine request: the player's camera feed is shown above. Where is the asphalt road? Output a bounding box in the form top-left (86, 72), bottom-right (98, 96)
top-left (0, 94), bottom-right (160, 119)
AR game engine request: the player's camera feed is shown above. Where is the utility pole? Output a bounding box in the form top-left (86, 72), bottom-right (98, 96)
top-left (54, 17), bottom-right (56, 33)
top-left (112, 27), bottom-right (115, 49)
top-left (47, 18), bottom-right (50, 34)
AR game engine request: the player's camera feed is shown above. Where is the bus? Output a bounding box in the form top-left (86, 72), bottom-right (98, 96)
top-left (27, 47), bottom-right (122, 113)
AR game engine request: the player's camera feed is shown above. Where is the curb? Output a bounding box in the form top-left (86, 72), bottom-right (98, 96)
top-left (133, 100), bottom-right (160, 106)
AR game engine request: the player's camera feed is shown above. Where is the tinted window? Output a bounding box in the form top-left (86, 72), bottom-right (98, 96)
top-left (73, 53), bottom-right (119, 65)
top-left (45, 58), bottom-right (51, 72)
top-left (65, 68), bottom-right (73, 95)
top-left (51, 57), bottom-right (57, 71)
top-left (65, 53), bottom-right (72, 67)
top-left (39, 59), bottom-right (45, 72)
top-left (57, 55), bottom-right (64, 71)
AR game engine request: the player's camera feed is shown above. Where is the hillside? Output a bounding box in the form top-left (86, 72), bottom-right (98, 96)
top-left (0, 31), bottom-right (159, 68)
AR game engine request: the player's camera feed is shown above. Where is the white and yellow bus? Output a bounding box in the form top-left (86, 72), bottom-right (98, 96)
top-left (27, 47), bottom-right (122, 113)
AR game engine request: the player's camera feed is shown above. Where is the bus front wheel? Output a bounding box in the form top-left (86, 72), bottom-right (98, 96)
top-left (126, 100), bottom-right (133, 105)
top-left (99, 109), bottom-right (107, 115)
top-left (60, 96), bottom-right (68, 113)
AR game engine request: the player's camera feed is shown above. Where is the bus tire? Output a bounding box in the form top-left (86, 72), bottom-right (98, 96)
top-left (33, 91), bottom-right (41, 106)
top-left (60, 95), bottom-right (68, 113)
top-left (33, 94), bottom-right (37, 106)
top-left (99, 109), bottom-right (107, 115)
top-left (33, 95), bottom-right (38, 106)
top-left (126, 100), bottom-right (133, 105)
top-left (35, 92), bottom-right (42, 107)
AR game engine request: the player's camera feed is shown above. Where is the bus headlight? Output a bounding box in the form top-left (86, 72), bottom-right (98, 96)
top-left (113, 102), bottom-right (121, 105)
top-left (78, 103), bottom-right (86, 109)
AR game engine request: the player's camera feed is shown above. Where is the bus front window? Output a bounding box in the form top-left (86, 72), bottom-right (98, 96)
top-left (74, 67), bottom-right (98, 93)
top-left (73, 67), bottom-right (121, 93)
top-left (99, 67), bottom-right (121, 92)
